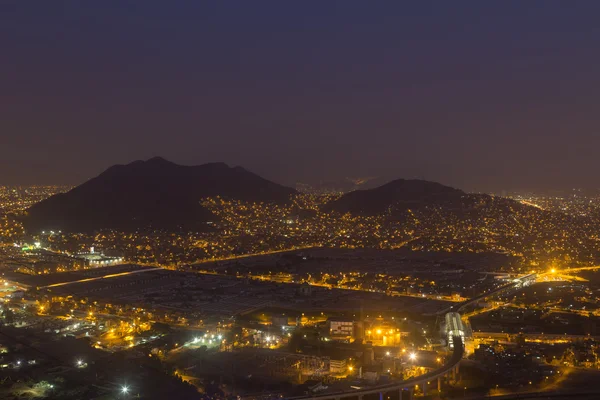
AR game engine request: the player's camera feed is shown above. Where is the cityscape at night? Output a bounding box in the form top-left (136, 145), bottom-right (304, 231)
top-left (3, 2), bottom-right (600, 400)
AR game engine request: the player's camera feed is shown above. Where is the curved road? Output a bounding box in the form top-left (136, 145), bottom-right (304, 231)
top-left (286, 336), bottom-right (464, 400)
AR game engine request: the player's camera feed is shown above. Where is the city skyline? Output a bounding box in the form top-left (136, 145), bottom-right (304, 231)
top-left (3, 2), bottom-right (600, 192)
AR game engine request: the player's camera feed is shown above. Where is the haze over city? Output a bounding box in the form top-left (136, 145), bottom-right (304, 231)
top-left (4, 3), bottom-right (600, 400)
top-left (3, 2), bottom-right (600, 192)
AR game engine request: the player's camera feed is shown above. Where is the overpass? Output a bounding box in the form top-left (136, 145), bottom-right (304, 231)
top-left (434, 273), bottom-right (537, 316)
top-left (444, 312), bottom-right (472, 351)
top-left (284, 336), bottom-right (464, 400)
top-left (277, 275), bottom-right (541, 400)
top-left (457, 273), bottom-right (536, 312)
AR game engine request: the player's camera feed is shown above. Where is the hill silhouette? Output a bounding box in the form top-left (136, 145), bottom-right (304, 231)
top-left (324, 178), bottom-right (467, 215)
top-left (23, 157), bottom-right (297, 232)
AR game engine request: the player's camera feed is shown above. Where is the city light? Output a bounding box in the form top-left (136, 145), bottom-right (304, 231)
top-left (4, 7), bottom-right (600, 398)
top-left (1, 182), bottom-right (599, 396)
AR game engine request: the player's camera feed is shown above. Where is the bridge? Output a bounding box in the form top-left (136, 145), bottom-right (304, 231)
top-left (285, 336), bottom-right (464, 400)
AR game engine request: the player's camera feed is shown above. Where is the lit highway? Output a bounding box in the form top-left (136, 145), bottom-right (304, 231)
top-left (192, 245), bottom-right (317, 265)
top-left (41, 267), bottom-right (163, 288)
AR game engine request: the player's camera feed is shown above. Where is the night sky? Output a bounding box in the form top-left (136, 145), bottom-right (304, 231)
top-left (2, 1), bottom-right (600, 192)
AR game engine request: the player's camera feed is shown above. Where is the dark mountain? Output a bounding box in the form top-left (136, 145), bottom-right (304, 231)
top-left (324, 178), bottom-right (467, 215)
top-left (296, 176), bottom-right (389, 194)
top-left (23, 157), bottom-right (297, 232)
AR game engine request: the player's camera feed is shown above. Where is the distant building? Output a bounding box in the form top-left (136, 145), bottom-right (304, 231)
top-left (353, 320), bottom-right (364, 341)
top-left (299, 380), bottom-right (326, 394)
top-left (362, 370), bottom-right (378, 383)
top-left (74, 251), bottom-right (123, 266)
top-left (329, 359), bottom-right (347, 374)
top-left (272, 314), bottom-right (288, 327)
top-left (328, 318), bottom-right (354, 339)
top-left (363, 347), bottom-right (374, 366)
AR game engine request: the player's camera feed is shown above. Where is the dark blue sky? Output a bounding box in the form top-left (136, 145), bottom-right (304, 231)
top-left (2, 1), bottom-right (600, 192)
